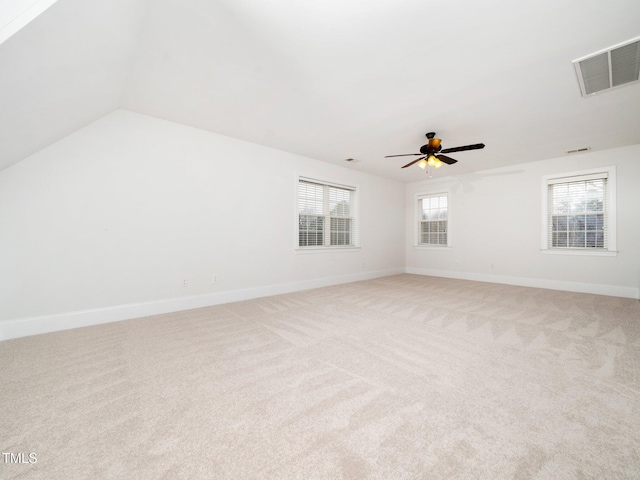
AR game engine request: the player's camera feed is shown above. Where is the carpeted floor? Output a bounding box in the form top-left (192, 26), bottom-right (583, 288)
top-left (1, 274), bottom-right (639, 479)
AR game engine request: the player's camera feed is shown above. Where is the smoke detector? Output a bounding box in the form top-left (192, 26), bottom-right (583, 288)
top-left (573, 36), bottom-right (640, 96)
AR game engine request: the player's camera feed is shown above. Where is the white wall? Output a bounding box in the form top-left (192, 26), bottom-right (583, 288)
top-left (405, 145), bottom-right (640, 298)
top-left (0, 110), bottom-right (405, 338)
top-left (2, 110), bottom-right (637, 341)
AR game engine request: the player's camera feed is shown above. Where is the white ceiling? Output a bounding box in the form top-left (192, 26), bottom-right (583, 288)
top-left (1, 0), bottom-right (639, 182)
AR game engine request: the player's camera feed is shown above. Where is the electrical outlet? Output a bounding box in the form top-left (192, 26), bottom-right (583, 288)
top-left (181, 279), bottom-right (188, 288)
top-left (360, 261), bottom-right (365, 268)
top-left (211, 274), bottom-right (218, 284)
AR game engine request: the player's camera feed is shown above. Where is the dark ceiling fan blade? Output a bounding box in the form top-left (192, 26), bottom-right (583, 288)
top-left (440, 143), bottom-right (485, 154)
top-left (402, 157), bottom-right (425, 168)
top-left (437, 154), bottom-right (457, 165)
top-left (384, 153), bottom-right (422, 158)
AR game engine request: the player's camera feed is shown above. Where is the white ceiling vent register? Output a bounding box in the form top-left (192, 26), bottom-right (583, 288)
top-left (573, 36), bottom-right (640, 96)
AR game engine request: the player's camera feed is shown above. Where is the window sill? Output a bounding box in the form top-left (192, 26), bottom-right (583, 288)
top-left (541, 248), bottom-right (618, 257)
top-left (295, 246), bottom-right (361, 255)
top-left (414, 245), bottom-right (452, 251)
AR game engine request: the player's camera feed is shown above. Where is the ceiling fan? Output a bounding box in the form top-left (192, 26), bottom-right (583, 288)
top-left (386, 132), bottom-right (485, 170)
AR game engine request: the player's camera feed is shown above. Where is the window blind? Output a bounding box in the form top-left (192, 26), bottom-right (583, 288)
top-left (298, 179), bottom-right (357, 248)
top-left (547, 173), bottom-right (608, 249)
top-left (418, 193), bottom-right (448, 246)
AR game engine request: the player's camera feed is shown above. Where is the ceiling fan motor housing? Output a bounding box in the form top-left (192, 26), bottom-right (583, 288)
top-left (420, 143), bottom-right (442, 154)
top-left (420, 133), bottom-right (442, 155)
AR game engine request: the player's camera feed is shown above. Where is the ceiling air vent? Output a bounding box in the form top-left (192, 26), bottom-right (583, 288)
top-left (566, 147), bottom-right (590, 154)
top-left (573, 36), bottom-right (640, 96)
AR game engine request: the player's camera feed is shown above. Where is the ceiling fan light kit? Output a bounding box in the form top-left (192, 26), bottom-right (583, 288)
top-left (385, 132), bottom-right (485, 174)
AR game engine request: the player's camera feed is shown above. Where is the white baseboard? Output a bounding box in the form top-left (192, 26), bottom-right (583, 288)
top-left (405, 267), bottom-right (640, 300)
top-left (0, 268), bottom-right (404, 341)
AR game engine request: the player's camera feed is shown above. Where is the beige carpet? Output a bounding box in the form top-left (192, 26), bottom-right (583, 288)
top-left (1, 274), bottom-right (639, 479)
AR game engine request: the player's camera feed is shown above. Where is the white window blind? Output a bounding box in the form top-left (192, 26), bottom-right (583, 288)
top-left (298, 178), bottom-right (357, 248)
top-left (546, 172), bottom-right (608, 249)
top-left (418, 193), bottom-right (448, 246)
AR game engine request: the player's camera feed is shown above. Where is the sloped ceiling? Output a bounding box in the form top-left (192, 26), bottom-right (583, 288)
top-left (1, 0), bottom-right (639, 182)
top-left (0, 0), bottom-right (147, 170)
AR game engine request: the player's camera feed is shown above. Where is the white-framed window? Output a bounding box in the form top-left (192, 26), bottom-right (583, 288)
top-left (297, 177), bottom-right (358, 249)
top-left (541, 167), bottom-right (617, 256)
top-left (416, 192), bottom-right (449, 247)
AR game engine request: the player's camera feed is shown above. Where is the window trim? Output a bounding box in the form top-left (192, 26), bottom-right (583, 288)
top-left (414, 191), bottom-right (451, 249)
top-left (295, 175), bottom-right (360, 253)
top-left (540, 166), bottom-right (617, 256)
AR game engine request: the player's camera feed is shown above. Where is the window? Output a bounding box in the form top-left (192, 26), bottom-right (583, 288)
top-left (416, 193), bottom-right (449, 247)
top-left (297, 178), bottom-right (358, 249)
top-left (542, 167), bottom-right (616, 255)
